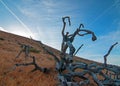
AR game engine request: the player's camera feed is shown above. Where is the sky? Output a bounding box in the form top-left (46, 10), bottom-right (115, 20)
top-left (0, 0), bottom-right (120, 65)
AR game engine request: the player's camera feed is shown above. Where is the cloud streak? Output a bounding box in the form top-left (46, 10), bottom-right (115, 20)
top-left (0, 0), bottom-right (34, 38)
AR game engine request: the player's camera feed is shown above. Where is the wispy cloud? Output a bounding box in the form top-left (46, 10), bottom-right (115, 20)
top-left (99, 30), bottom-right (120, 43)
top-left (17, 0), bottom-right (56, 17)
top-left (0, 0), bottom-right (34, 38)
top-left (41, 0), bottom-right (56, 13)
top-left (114, 0), bottom-right (120, 9)
top-left (18, 7), bottom-right (37, 18)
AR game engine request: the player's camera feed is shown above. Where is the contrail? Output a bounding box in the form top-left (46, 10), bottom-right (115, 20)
top-left (0, 0), bottom-right (34, 37)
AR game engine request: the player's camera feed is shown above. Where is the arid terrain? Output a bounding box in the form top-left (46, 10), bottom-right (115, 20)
top-left (0, 30), bottom-right (100, 86)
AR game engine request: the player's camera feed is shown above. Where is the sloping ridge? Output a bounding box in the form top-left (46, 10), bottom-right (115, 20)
top-left (0, 30), bottom-right (99, 86)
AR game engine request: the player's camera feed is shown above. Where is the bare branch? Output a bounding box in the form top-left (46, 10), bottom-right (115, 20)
top-left (104, 42), bottom-right (118, 66)
top-left (79, 29), bottom-right (97, 41)
top-left (15, 56), bottom-right (49, 73)
top-left (73, 44), bottom-right (84, 56)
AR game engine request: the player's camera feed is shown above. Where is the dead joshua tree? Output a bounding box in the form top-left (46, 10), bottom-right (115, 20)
top-left (56, 17), bottom-right (120, 86)
top-left (40, 17), bottom-right (120, 86)
top-left (36, 16), bottom-right (96, 85)
top-left (35, 17), bottom-right (120, 86)
top-left (37, 16), bottom-right (99, 85)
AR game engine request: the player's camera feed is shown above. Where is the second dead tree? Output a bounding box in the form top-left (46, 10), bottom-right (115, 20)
top-left (15, 56), bottom-right (49, 73)
top-left (16, 44), bottom-right (32, 59)
top-left (14, 43), bottom-right (49, 73)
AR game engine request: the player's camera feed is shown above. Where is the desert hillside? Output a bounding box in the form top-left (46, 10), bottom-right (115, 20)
top-left (0, 30), bottom-right (101, 86)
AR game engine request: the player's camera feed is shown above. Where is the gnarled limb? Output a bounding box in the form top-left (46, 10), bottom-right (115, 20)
top-left (78, 29), bottom-right (97, 41)
top-left (62, 16), bottom-right (71, 26)
top-left (73, 44), bottom-right (84, 56)
top-left (61, 16), bottom-right (71, 53)
top-left (104, 42), bottom-right (118, 67)
top-left (79, 24), bottom-right (84, 29)
top-left (58, 71), bottom-right (90, 86)
top-left (90, 72), bottom-right (104, 86)
top-left (15, 56), bottom-right (48, 73)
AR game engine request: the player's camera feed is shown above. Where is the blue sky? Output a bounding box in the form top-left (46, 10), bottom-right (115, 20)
top-left (0, 0), bottom-right (120, 65)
